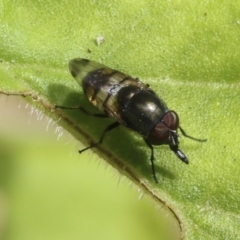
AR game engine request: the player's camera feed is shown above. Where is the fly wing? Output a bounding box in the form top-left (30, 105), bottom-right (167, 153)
top-left (68, 58), bottom-right (125, 124)
top-left (68, 58), bottom-right (153, 127)
top-left (69, 58), bottom-right (111, 86)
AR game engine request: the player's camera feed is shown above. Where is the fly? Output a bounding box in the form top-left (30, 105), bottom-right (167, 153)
top-left (56, 58), bottom-right (207, 183)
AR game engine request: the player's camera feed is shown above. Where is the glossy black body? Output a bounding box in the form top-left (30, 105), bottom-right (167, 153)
top-left (65, 58), bottom-right (206, 183)
top-left (118, 85), bottom-right (167, 136)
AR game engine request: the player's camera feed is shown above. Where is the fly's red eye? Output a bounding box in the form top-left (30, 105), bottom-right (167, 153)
top-left (146, 111), bottom-right (179, 146)
top-left (162, 111), bottom-right (179, 130)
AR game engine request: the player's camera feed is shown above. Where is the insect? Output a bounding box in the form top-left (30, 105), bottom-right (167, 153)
top-left (56, 58), bottom-right (206, 183)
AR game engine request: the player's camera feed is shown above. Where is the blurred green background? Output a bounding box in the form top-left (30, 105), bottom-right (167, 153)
top-left (0, 95), bottom-right (179, 240)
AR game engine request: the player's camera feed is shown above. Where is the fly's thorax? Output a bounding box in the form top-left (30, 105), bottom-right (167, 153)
top-left (117, 86), bottom-right (169, 135)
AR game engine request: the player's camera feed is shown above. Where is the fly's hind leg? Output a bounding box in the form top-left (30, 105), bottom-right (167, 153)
top-left (55, 105), bottom-right (119, 152)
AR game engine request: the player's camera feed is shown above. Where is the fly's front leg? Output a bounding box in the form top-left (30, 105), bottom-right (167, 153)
top-left (144, 139), bottom-right (158, 184)
top-left (179, 126), bottom-right (207, 142)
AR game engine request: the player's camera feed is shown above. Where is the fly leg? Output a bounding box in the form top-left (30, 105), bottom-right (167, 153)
top-left (55, 105), bottom-right (119, 153)
top-left (55, 105), bottom-right (109, 118)
top-left (79, 122), bottom-right (120, 153)
top-left (168, 131), bottom-right (189, 164)
top-left (179, 126), bottom-right (207, 142)
top-left (169, 144), bottom-right (189, 164)
top-left (144, 139), bottom-right (158, 184)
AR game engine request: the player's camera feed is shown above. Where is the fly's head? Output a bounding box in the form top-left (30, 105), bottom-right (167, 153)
top-left (146, 110), bottom-right (189, 164)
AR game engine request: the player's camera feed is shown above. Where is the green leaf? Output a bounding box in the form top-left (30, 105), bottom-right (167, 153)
top-left (1, 1), bottom-right (240, 239)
